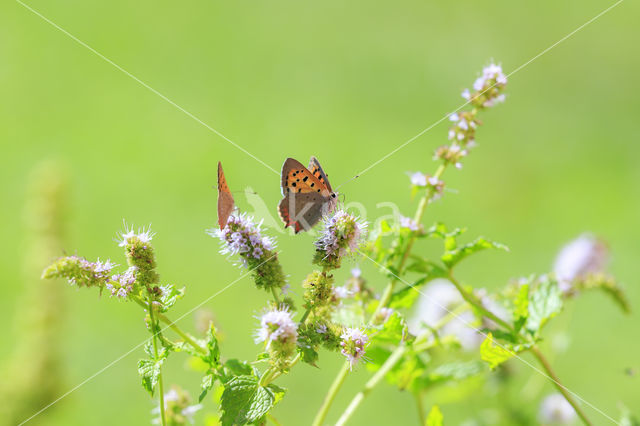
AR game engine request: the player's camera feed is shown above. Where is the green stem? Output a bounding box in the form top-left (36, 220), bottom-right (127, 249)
top-left (317, 163), bottom-right (450, 423)
top-left (299, 307), bottom-right (312, 324)
top-left (335, 304), bottom-right (467, 425)
top-left (133, 296), bottom-right (207, 354)
top-left (271, 287), bottom-right (281, 305)
top-left (530, 346), bottom-right (593, 426)
top-left (335, 345), bottom-right (408, 426)
top-left (414, 392), bottom-right (426, 426)
top-left (148, 297), bottom-right (166, 426)
top-left (312, 363), bottom-right (350, 426)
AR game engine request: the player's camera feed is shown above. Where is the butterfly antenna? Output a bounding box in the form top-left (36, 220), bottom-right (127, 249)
top-left (334, 174), bottom-right (360, 192)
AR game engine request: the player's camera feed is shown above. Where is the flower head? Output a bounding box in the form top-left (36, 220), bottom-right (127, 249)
top-left (553, 233), bottom-right (607, 292)
top-left (409, 172), bottom-right (427, 187)
top-left (462, 63), bottom-right (508, 109)
top-left (256, 306), bottom-right (298, 348)
top-left (152, 386), bottom-right (202, 425)
top-left (209, 213), bottom-right (285, 291)
top-left (256, 306), bottom-right (298, 364)
top-left (314, 210), bottom-right (367, 269)
top-left (399, 216), bottom-right (419, 232)
top-left (538, 393), bottom-right (576, 424)
top-left (42, 255), bottom-right (116, 289)
top-left (340, 327), bottom-right (369, 369)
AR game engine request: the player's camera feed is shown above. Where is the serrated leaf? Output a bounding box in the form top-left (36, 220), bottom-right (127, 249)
top-left (159, 284), bottom-right (185, 312)
top-left (223, 359), bottom-right (254, 379)
top-left (425, 361), bottom-right (486, 386)
top-left (202, 325), bottom-right (220, 367)
top-left (513, 284), bottom-right (529, 331)
top-left (405, 257), bottom-right (449, 278)
top-left (526, 278), bottom-right (562, 333)
top-left (480, 332), bottom-right (514, 370)
top-left (138, 358), bottom-right (162, 396)
top-left (371, 312), bottom-right (407, 345)
top-left (425, 405), bottom-right (443, 426)
top-left (220, 376), bottom-right (282, 426)
top-left (442, 237), bottom-right (508, 268)
top-left (200, 373), bottom-right (216, 402)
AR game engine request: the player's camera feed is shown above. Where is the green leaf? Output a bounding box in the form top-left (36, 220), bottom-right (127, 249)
top-left (526, 277), bottom-right (563, 333)
top-left (220, 375), bottom-right (283, 426)
top-left (405, 257), bottom-right (449, 277)
top-left (370, 312), bottom-right (407, 346)
top-left (425, 405), bottom-right (443, 426)
top-left (389, 278), bottom-right (428, 309)
top-left (513, 283), bottom-right (529, 331)
top-left (480, 332), bottom-right (514, 370)
top-left (159, 284), bottom-right (185, 312)
top-left (297, 341), bottom-right (319, 366)
top-left (442, 237), bottom-right (508, 268)
top-left (223, 359), bottom-right (254, 379)
top-left (202, 325), bottom-right (221, 367)
top-left (424, 361), bottom-right (486, 386)
top-left (138, 358), bottom-right (163, 396)
top-left (199, 372), bottom-right (216, 402)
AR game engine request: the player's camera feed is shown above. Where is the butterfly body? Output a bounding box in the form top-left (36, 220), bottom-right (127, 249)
top-left (278, 157), bottom-right (337, 233)
top-left (217, 162), bottom-right (235, 229)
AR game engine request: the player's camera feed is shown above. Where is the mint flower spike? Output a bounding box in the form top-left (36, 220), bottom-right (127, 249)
top-left (152, 386), bottom-right (202, 425)
top-left (256, 305), bottom-right (298, 365)
top-left (42, 255), bottom-right (116, 289)
top-left (538, 393), bottom-right (576, 425)
top-left (313, 210), bottom-right (367, 269)
top-left (117, 224), bottom-right (159, 291)
top-left (209, 213), bottom-right (286, 291)
top-left (462, 62), bottom-right (507, 109)
top-left (553, 233), bottom-right (608, 292)
top-left (340, 327), bottom-right (369, 370)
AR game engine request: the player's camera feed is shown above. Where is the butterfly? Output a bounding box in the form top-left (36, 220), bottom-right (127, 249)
top-left (217, 162), bottom-right (235, 229)
top-left (278, 157), bottom-right (338, 233)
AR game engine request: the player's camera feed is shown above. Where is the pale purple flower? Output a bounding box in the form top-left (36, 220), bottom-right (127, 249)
top-left (315, 210), bottom-right (367, 258)
top-left (409, 279), bottom-right (482, 351)
top-left (118, 225), bottom-right (154, 247)
top-left (340, 327), bottom-right (369, 369)
top-left (399, 215), bottom-right (419, 231)
top-left (334, 285), bottom-right (351, 299)
top-left (210, 213), bottom-right (277, 264)
top-left (351, 267), bottom-right (361, 278)
top-left (461, 88), bottom-right (471, 100)
top-left (409, 172), bottom-right (427, 187)
top-left (553, 234), bottom-right (607, 292)
top-left (255, 306), bottom-right (298, 348)
top-left (316, 324), bottom-right (328, 334)
top-left (539, 393), bottom-right (576, 424)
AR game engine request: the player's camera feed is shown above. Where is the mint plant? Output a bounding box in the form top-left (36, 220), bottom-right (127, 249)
top-left (41, 63), bottom-right (633, 426)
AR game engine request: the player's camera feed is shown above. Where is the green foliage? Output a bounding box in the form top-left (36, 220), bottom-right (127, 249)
top-left (526, 277), bottom-right (563, 334)
top-left (480, 333), bottom-right (514, 370)
top-left (219, 375), bottom-right (285, 426)
top-left (370, 312), bottom-right (408, 346)
top-left (425, 405), bottom-right (443, 426)
top-left (441, 236), bottom-right (509, 269)
top-left (418, 361), bottom-right (486, 389)
top-left (158, 285), bottom-right (185, 313)
top-left (138, 356), bottom-right (164, 396)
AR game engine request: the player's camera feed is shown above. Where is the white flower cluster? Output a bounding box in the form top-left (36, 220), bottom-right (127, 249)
top-left (340, 327), bottom-right (369, 369)
top-left (315, 210), bottom-right (367, 258)
top-left (256, 306), bottom-right (298, 348)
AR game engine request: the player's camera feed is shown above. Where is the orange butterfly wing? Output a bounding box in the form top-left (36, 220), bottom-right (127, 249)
top-left (281, 158), bottom-right (331, 196)
top-left (217, 162), bottom-right (235, 229)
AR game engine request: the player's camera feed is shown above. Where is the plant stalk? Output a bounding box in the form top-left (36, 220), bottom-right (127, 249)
top-left (530, 346), bottom-right (593, 426)
top-left (148, 297), bottom-right (166, 426)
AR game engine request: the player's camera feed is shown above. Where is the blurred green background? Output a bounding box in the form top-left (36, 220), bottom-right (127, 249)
top-left (2, 0), bottom-right (639, 424)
